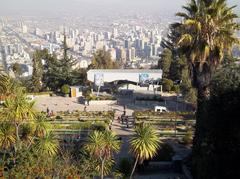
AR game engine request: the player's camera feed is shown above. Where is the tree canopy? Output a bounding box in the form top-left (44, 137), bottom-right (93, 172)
top-left (193, 65), bottom-right (240, 179)
top-left (89, 50), bottom-right (119, 69)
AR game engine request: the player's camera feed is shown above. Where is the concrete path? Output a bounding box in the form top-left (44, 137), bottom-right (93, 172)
top-left (111, 105), bottom-right (134, 162)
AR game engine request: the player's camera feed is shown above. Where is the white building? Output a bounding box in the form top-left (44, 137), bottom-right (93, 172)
top-left (87, 69), bottom-right (162, 84)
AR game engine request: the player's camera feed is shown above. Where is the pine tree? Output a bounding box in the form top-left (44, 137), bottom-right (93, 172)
top-left (43, 34), bottom-right (77, 90)
top-left (31, 50), bottom-right (47, 92)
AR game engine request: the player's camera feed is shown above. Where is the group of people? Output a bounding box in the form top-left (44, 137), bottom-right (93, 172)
top-left (46, 107), bottom-right (54, 117)
top-left (118, 114), bottom-right (130, 128)
top-left (117, 106), bottom-right (130, 128)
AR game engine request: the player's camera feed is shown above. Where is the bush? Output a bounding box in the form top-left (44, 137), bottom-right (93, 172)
top-left (61, 84), bottom-right (70, 95)
top-left (152, 143), bottom-right (175, 161)
top-left (163, 78), bottom-right (174, 92)
top-left (91, 123), bottom-right (107, 131)
top-left (118, 158), bottom-right (133, 178)
top-left (171, 85), bottom-right (180, 93)
top-left (135, 95), bottom-right (164, 102)
top-left (182, 130), bottom-right (193, 145)
top-left (55, 115), bottom-right (63, 120)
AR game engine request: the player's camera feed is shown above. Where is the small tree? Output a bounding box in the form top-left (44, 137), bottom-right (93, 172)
top-left (158, 49), bottom-right (172, 78)
top-left (61, 84), bottom-right (70, 96)
top-left (12, 63), bottom-right (23, 77)
top-left (129, 124), bottom-right (160, 179)
top-left (90, 50), bottom-right (119, 69)
top-left (162, 78), bottom-right (174, 92)
top-left (84, 131), bottom-right (120, 179)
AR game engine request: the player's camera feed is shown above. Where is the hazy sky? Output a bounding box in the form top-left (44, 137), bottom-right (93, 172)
top-left (0, 0), bottom-right (239, 17)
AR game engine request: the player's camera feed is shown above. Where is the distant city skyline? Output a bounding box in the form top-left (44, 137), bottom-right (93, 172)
top-left (0, 0), bottom-right (239, 18)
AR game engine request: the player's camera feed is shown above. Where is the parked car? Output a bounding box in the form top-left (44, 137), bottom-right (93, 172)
top-left (154, 106), bottom-right (169, 113)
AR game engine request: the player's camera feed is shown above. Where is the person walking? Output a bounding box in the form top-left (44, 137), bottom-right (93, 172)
top-left (123, 105), bottom-right (126, 115)
top-left (47, 107), bottom-right (50, 117)
top-left (126, 116), bottom-right (129, 128)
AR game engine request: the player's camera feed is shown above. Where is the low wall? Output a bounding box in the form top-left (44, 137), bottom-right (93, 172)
top-left (135, 100), bottom-right (165, 107)
top-left (89, 100), bottom-right (117, 105)
top-left (147, 161), bottom-right (173, 170)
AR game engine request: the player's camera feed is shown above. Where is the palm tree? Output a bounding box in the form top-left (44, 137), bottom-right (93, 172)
top-left (0, 74), bottom-right (23, 99)
top-left (34, 114), bottom-right (50, 138)
top-left (0, 74), bottom-right (11, 98)
top-left (129, 124), bottom-right (160, 179)
top-left (176, 0), bottom-right (239, 98)
top-left (20, 123), bottom-right (35, 147)
top-left (34, 132), bottom-right (59, 157)
top-left (174, 0), bottom-right (239, 177)
top-left (84, 130), bottom-right (120, 179)
top-left (0, 122), bottom-right (16, 150)
top-left (0, 122), bottom-right (16, 177)
top-left (0, 91), bottom-right (36, 149)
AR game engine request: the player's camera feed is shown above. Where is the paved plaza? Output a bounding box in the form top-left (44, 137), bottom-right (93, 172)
top-left (34, 96), bottom-right (135, 114)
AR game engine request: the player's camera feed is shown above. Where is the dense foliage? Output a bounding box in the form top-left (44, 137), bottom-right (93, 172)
top-left (89, 50), bottom-right (119, 69)
top-left (192, 65), bottom-right (240, 179)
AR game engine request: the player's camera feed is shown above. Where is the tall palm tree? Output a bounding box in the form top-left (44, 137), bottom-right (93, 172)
top-left (84, 130), bottom-right (120, 179)
top-left (176, 0), bottom-right (239, 97)
top-left (174, 0), bottom-right (239, 177)
top-left (129, 124), bottom-right (160, 179)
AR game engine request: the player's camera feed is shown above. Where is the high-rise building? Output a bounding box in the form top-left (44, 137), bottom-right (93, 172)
top-left (22, 25), bottom-right (28, 34)
top-left (130, 47), bottom-right (136, 61)
top-left (124, 40), bottom-right (131, 49)
top-left (109, 48), bottom-right (116, 61)
top-left (140, 39), bottom-right (145, 50)
top-left (135, 39), bottom-right (141, 49)
top-left (144, 45), bottom-right (152, 58)
top-left (120, 47), bottom-right (127, 63)
top-left (104, 32), bottom-right (111, 40)
top-left (35, 28), bottom-right (42, 36)
top-left (127, 48), bottom-right (132, 61)
top-left (152, 44), bottom-right (157, 57)
top-left (112, 28), bottom-right (118, 38)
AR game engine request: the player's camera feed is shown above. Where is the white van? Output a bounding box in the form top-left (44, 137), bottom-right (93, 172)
top-left (154, 106), bottom-right (169, 113)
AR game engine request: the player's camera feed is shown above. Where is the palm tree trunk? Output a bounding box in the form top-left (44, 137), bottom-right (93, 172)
top-left (15, 123), bottom-right (20, 151)
top-left (101, 158), bottom-right (105, 179)
top-left (193, 86), bottom-right (209, 148)
top-left (192, 85), bottom-right (209, 179)
top-left (130, 156), bottom-right (139, 179)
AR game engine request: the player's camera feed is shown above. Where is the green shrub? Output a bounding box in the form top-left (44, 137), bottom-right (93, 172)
top-left (61, 84), bottom-right (70, 94)
top-left (152, 143), bottom-right (175, 161)
top-left (163, 78), bottom-right (174, 92)
top-left (55, 115), bottom-right (63, 120)
top-left (171, 85), bottom-right (180, 93)
top-left (91, 123), bottom-right (107, 131)
top-left (182, 130), bottom-right (193, 145)
top-left (118, 158), bottom-right (133, 178)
